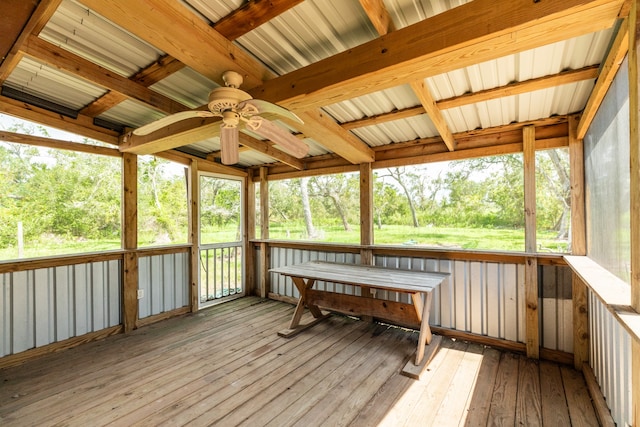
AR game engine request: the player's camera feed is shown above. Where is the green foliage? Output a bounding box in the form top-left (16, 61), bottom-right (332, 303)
top-left (0, 123), bottom-right (123, 259)
top-left (138, 156), bottom-right (188, 246)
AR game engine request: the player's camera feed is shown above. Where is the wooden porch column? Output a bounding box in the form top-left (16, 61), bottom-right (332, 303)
top-left (188, 159), bottom-right (199, 312)
top-left (629, 1), bottom-right (640, 423)
top-left (360, 162), bottom-right (374, 265)
top-left (569, 114), bottom-right (589, 370)
top-left (244, 169), bottom-right (256, 295)
top-left (122, 152), bottom-right (138, 332)
top-left (523, 125), bottom-right (539, 359)
top-left (259, 166), bottom-right (270, 298)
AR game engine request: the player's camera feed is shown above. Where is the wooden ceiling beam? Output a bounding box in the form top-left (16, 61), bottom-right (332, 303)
top-left (21, 36), bottom-right (188, 115)
top-left (263, 116), bottom-right (569, 176)
top-left (359, 0), bottom-right (396, 35)
top-left (577, 18), bottom-right (629, 138)
top-left (0, 0), bottom-right (61, 84)
top-left (238, 134), bottom-right (305, 170)
top-left (0, 129), bottom-right (121, 157)
top-left (0, 94), bottom-right (120, 144)
top-left (250, 0), bottom-right (624, 111)
top-left (104, 0), bottom-right (374, 164)
top-left (213, 0), bottom-right (305, 41)
top-left (81, 55), bottom-right (185, 117)
top-left (77, 0), bottom-right (275, 87)
top-left (297, 110), bottom-right (375, 163)
top-left (341, 65), bottom-right (600, 130)
top-left (410, 80), bottom-right (456, 151)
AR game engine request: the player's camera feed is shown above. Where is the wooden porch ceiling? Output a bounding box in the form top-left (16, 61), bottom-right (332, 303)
top-left (0, 0), bottom-right (631, 173)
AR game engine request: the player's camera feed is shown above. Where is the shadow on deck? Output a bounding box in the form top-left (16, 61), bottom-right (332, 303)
top-left (0, 296), bottom-right (598, 426)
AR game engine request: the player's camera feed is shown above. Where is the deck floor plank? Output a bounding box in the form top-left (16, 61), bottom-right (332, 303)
top-left (539, 360), bottom-right (572, 426)
top-left (0, 297), bottom-right (601, 427)
top-left (515, 356), bottom-right (543, 426)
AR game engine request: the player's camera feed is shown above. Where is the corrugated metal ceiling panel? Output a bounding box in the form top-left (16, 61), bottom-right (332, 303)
top-left (40, 0), bottom-right (164, 78)
top-left (150, 67), bottom-right (218, 109)
top-left (98, 99), bottom-right (166, 129)
top-left (4, 57), bottom-right (106, 110)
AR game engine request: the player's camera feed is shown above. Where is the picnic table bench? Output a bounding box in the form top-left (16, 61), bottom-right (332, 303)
top-left (270, 261), bottom-right (449, 378)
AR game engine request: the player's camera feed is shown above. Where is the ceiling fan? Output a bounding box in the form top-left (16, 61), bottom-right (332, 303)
top-left (133, 71), bottom-right (308, 165)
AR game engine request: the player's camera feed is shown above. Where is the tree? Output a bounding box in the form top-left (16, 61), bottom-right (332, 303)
top-left (299, 177), bottom-right (317, 238)
top-left (379, 167), bottom-right (422, 227)
top-left (309, 174), bottom-right (358, 231)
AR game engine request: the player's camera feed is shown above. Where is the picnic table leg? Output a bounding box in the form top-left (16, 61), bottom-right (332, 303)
top-left (288, 277), bottom-right (315, 328)
top-left (402, 291), bottom-right (441, 379)
top-left (415, 291), bottom-right (433, 365)
top-left (279, 277), bottom-right (330, 338)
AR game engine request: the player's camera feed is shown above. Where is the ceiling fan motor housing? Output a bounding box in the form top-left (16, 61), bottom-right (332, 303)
top-left (207, 86), bottom-right (252, 115)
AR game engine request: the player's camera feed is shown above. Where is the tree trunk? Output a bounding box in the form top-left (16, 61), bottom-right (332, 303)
top-left (330, 194), bottom-right (351, 231)
top-left (300, 178), bottom-right (317, 238)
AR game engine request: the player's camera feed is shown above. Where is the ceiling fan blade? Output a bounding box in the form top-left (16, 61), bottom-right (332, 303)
top-left (133, 111), bottom-right (215, 135)
top-left (220, 126), bottom-right (239, 165)
top-left (247, 117), bottom-right (309, 158)
top-left (239, 99), bottom-right (303, 124)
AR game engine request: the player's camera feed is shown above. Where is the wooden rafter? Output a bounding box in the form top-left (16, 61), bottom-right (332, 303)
top-left (410, 80), bottom-right (456, 151)
top-left (0, 94), bottom-right (119, 144)
top-left (359, 0), bottom-right (396, 35)
top-left (0, 0), bottom-right (61, 84)
top-left (264, 116), bottom-right (569, 177)
top-left (341, 65), bottom-right (600, 131)
top-left (360, 0), bottom-right (455, 152)
top-left (0, 130), bottom-right (120, 157)
top-left (238, 134), bottom-right (305, 170)
top-left (77, 0), bottom-right (275, 87)
top-left (101, 0), bottom-right (373, 164)
top-left (21, 36), bottom-right (188, 115)
top-left (577, 17), bottom-right (630, 138)
top-left (81, 55), bottom-right (185, 117)
top-left (213, 0), bottom-right (305, 41)
top-left (250, 0), bottom-right (624, 111)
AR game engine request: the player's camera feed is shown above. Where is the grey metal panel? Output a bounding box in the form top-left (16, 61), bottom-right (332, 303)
top-left (0, 260), bottom-right (121, 358)
top-left (540, 265), bottom-right (573, 352)
top-left (589, 291), bottom-right (633, 427)
top-left (138, 253), bottom-right (190, 319)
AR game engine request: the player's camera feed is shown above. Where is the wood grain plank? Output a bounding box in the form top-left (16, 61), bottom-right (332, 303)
top-left (539, 360), bottom-right (572, 426)
top-left (487, 352), bottom-right (520, 426)
top-left (463, 347), bottom-right (502, 426)
top-left (515, 357), bottom-right (542, 426)
top-left (561, 365), bottom-right (599, 427)
top-left (429, 343), bottom-right (485, 426)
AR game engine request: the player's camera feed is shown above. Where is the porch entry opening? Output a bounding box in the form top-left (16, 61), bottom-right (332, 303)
top-left (199, 174), bottom-right (244, 308)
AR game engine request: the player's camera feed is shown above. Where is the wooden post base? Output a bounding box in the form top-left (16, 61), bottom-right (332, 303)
top-left (401, 335), bottom-right (442, 380)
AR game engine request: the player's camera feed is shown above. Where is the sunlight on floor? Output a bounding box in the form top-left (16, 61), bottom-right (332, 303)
top-left (378, 341), bottom-right (484, 427)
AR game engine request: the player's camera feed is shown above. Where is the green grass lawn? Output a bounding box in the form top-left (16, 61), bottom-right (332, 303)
top-left (0, 224), bottom-right (569, 261)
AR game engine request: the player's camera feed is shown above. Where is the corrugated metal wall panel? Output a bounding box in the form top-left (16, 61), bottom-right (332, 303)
top-left (138, 252), bottom-right (189, 319)
top-left (0, 260), bottom-right (121, 358)
top-left (268, 247), bottom-right (573, 352)
top-left (589, 291), bottom-right (633, 427)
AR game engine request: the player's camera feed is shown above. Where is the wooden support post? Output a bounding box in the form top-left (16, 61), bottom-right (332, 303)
top-left (569, 114), bottom-right (589, 370)
top-left (244, 169), bottom-right (256, 296)
top-left (629, 1), bottom-right (640, 423)
top-left (523, 125), bottom-right (539, 359)
top-left (122, 152), bottom-right (138, 332)
top-left (359, 162), bottom-right (374, 320)
top-left (259, 167), bottom-right (270, 298)
top-left (188, 159), bottom-right (199, 312)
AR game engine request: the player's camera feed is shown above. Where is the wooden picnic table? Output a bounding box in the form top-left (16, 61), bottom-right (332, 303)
top-left (270, 261), bottom-right (449, 378)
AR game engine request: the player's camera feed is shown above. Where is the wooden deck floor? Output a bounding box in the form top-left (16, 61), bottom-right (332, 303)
top-left (0, 297), bottom-right (599, 426)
